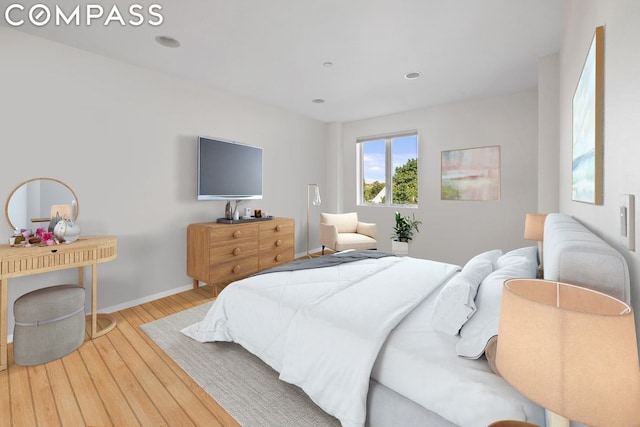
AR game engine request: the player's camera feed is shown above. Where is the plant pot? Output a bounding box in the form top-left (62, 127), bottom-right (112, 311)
top-left (392, 240), bottom-right (409, 257)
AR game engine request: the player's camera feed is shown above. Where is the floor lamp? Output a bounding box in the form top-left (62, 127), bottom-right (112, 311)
top-left (306, 184), bottom-right (321, 258)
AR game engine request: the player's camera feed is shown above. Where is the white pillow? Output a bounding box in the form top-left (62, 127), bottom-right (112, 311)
top-left (432, 259), bottom-right (494, 335)
top-left (456, 258), bottom-right (538, 359)
top-left (468, 249), bottom-right (503, 268)
top-left (496, 246), bottom-right (538, 269)
top-left (431, 250), bottom-right (501, 336)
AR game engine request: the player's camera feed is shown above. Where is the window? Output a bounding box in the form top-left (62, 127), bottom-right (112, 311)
top-left (358, 132), bottom-right (418, 206)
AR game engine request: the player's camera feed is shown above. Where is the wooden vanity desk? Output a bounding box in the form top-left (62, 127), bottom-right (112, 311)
top-left (0, 235), bottom-right (117, 371)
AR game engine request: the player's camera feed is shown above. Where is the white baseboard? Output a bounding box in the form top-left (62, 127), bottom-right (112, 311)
top-left (98, 283), bottom-right (195, 314)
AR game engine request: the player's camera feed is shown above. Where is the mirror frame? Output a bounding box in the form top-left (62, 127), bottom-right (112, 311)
top-left (5, 177), bottom-right (79, 230)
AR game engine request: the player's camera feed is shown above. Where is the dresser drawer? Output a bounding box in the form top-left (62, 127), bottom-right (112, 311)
top-left (210, 257), bottom-right (259, 283)
top-left (259, 220), bottom-right (294, 239)
top-left (210, 240), bottom-right (258, 265)
top-left (209, 225), bottom-right (259, 247)
top-left (259, 248), bottom-right (295, 270)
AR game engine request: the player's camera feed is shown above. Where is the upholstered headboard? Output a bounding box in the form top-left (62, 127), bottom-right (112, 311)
top-left (543, 213), bottom-right (631, 304)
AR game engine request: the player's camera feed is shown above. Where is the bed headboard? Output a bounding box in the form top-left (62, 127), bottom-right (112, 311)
top-left (543, 213), bottom-right (631, 304)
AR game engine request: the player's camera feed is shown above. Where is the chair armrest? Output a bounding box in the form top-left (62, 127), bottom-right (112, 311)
top-left (320, 223), bottom-right (339, 248)
top-left (357, 222), bottom-right (377, 240)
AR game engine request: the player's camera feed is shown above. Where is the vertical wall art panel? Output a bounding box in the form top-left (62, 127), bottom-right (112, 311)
top-left (572, 26), bottom-right (604, 205)
top-left (441, 145), bottom-right (501, 201)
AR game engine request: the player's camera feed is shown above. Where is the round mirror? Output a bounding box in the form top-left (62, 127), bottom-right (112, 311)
top-left (5, 178), bottom-right (79, 231)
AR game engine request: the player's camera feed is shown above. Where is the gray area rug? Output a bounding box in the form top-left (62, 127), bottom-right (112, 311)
top-left (139, 302), bottom-right (339, 427)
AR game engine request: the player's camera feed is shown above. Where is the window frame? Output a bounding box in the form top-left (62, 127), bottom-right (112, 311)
top-left (357, 131), bottom-right (419, 208)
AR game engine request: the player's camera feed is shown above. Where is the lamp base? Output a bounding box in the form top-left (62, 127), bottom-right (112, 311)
top-left (546, 409), bottom-right (569, 427)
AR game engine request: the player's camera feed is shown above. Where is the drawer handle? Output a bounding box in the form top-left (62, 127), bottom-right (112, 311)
top-left (233, 230), bottom-right (242, 238)
top-left (232, 265), bottom-right (241, 274)
top-left (233, 247), bottom-right (242, 256)
top-left (275, 224), bottom-right (282, 231)
top-left (275, 254), bottom-right (282, 262)
top-left (275, 239), bottom-right (282, 247)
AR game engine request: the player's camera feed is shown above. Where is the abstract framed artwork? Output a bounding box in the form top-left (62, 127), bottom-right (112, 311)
top-left (441, 145), bottom-right (501, 201)
top-left (572, 26), bottom-right (604, 205)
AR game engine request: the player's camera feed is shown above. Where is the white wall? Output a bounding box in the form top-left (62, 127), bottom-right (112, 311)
top-left (537, 54), bottom-right (560, 213)
top-left (339, 89), bottom-right (539, 266)
top-left (558, 0), bottom-right (640, 346)
top-left (0, 28), bottom-right (326, 331)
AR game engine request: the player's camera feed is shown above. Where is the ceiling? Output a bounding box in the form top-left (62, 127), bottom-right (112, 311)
top-left (1, 0), bottom-right (565, 123)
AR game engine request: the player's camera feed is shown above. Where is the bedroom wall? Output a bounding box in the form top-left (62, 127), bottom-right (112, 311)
top-left (558, 0), bottom-right (640, 347)
top-left (0, 28), bottom-right (326, 332)
top-left (339, 89), bottom-right (539, 266)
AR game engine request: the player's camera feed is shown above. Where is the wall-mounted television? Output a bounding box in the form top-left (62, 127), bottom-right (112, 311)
top-left (197, 136), bottom-right (263, 200)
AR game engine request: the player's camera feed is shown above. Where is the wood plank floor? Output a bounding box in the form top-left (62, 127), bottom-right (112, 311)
top-left (0, 284), bottom-right (240, 427)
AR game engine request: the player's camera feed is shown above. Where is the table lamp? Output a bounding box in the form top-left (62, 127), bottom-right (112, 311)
top-left (524, 213), bottom-right (547, 277)
top-left (496, 278), bottom-right (640, 427)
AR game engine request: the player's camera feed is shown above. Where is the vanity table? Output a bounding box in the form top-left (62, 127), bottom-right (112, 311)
top-left (1, 177), bottom-right (118, 371)
top-left (0, 235), bottom-right (117, 371)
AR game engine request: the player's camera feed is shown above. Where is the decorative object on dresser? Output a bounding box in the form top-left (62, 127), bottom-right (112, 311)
top-left (497, 278), bottom-right (640, 427)
top-left (187, 217), bottom-right (294, 296)
top-left (319, 212), bottom-right (377, 255)
top-left (523, 213), bottom-right (546, 277)
top-left (306, 184), bottom-right (321, 258)
top-left (53, 218), bottom-right (81, 243)
top-left (390, 211), bottom-right (421, 256)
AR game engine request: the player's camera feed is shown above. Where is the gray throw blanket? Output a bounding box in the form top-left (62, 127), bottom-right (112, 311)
top-left (254, 250), bottom-right (395, 276)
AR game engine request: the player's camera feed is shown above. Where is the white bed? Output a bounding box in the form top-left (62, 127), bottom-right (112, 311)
top-left (182, 213), bottom-right (631, 427)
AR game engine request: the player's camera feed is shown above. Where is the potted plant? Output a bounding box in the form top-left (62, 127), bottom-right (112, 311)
top-left (391, 212), bottom-right (422, 256)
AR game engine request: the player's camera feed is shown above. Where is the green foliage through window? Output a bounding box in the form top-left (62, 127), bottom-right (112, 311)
top-left (359, 134), bottom-right (418, 206)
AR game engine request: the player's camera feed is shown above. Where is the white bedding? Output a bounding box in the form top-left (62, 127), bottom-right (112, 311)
top-left (372, 283), bottom-right (545, 427)
top-left (182, 254), bottom-right (543, 426)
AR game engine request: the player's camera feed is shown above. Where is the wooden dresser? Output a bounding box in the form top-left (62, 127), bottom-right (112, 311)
top-left (187, 217), bottom-right (295, 296)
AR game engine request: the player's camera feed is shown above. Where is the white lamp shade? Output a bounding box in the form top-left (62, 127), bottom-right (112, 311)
top-left (496, 279), bottom-right (640, 427)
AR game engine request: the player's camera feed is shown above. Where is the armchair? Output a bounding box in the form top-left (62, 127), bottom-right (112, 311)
top-left (320, 212), bottom-right (377, 255)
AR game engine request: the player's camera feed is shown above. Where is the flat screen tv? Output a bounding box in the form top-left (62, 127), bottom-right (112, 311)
top-left (197, 136), bottom-right (263, 200)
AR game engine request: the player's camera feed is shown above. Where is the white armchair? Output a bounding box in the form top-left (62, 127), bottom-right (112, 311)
top-left (320, 212), bottom-right (377, 255)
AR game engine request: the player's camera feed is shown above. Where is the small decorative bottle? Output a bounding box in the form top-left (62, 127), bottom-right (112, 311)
top-left (13, 229), bottom-right (24, 245)
top-left (225, 201), bottom-right (232, 220)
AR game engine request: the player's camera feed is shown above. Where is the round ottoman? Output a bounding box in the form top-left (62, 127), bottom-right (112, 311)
top-left (13, 284), bottom-right (86, 366)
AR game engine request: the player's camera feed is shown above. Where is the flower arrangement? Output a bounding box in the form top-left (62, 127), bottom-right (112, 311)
top-left (18, 227), bottom-right (56, 246)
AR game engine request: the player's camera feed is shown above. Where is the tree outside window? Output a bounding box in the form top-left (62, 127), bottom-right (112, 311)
top-left (359, 133), bottom-right (418, 206)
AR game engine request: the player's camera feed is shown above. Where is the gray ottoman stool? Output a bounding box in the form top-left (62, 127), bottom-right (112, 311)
top-left (13, 284), bottom-right (86, 366)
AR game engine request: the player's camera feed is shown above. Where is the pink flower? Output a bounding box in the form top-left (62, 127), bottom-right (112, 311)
top-left (35, 228), bottom-right (47, 237)
top-left (42, 231), bottom-right (53, 241)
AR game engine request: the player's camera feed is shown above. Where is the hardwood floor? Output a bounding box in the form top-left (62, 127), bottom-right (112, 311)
top-left (0, 284), bottom-right (240, 427)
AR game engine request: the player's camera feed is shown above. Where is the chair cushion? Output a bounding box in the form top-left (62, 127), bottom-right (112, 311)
top-left (335, 233), bottom-right (377, 251)
top-left (321, 212), bottom-right (358, 233)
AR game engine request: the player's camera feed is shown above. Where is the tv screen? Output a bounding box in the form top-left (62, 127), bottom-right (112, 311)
top-left (197, 136), bottom-right (263, 200)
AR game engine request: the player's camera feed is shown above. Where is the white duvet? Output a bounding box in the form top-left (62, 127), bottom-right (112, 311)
top-left (181, 255), bottom-right (544, 427)
top-left (182, 255), bottom-right (460, 427)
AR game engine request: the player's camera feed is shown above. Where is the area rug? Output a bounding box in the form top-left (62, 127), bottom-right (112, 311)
top-left (139, 302), bottom-right (339, 427)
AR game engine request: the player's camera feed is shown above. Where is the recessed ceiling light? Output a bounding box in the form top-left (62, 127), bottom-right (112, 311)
top-left (155, 35), bottom-right (180, 48)
top-left (311, 98), bottom-right (325, 104)
top-left (323, 62), bottom-right (333, 68)
top-left (404, 72), bottom-right (421, 80)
